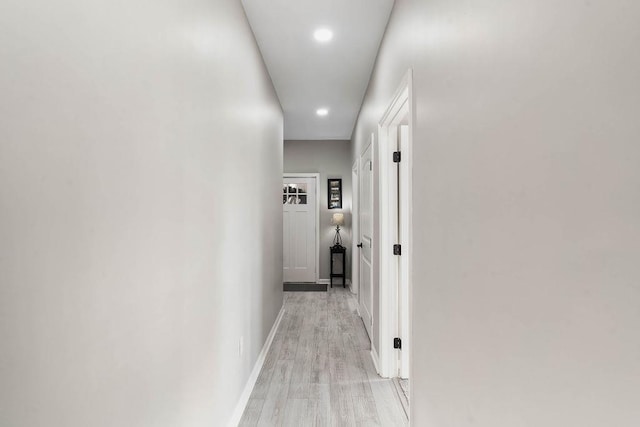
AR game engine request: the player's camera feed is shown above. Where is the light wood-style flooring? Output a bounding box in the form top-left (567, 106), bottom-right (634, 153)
top-left (239, 287), bottom-right (408, 426)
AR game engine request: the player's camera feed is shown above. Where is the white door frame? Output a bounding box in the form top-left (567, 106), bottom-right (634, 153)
top-left (351, 159), bottom-right (360, 295)
top-left (377, 69), bottom-right (413, 379)
top-left (283, 173), bottom-right (321, 284)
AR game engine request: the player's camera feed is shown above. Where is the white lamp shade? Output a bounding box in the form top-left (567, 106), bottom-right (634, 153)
top-left (331, 213), bottom-right (345, 226)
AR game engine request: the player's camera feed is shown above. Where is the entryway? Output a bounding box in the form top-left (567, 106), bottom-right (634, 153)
top-left (283, 174), bottom-right (319, 284)
top-left (352, 70), bottom-right (413, 417)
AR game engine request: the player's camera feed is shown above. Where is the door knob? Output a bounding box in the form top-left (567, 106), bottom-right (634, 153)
top-left (357, 243), bottom-right (363, 248)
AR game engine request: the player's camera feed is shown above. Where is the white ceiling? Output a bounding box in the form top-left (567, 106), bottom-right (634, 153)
top-left (241, 0), bottom-right (395, 140)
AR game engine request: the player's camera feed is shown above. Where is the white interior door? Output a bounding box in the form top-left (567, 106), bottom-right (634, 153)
top-left (351, 160), bottom-right (359, 295)
top-left (283, 177), bottom-right (316, 283)
top-left (359, 144), bottom-right (374, 339)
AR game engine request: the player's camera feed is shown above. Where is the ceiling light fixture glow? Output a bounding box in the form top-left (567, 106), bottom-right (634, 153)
top-left (313, 28), bottom-right (333, 43)
top-left (316, 108), bottom-right (329, 117)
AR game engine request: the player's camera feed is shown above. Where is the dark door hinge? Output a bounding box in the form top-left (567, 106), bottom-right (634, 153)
top-left (393, 244), bottom-right (402, 255)
top-left (394, 337), bottom-right (402, 349)
top-left (393, 151), bottom-right (401, 163)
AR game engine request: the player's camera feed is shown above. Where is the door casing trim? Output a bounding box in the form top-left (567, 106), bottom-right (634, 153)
top-left (377, 69), bottom-right (414, 382)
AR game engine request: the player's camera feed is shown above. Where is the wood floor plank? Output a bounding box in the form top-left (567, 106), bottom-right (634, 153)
top-left (282, 399), bottom-right (310, 427)
top-left (280, 314), bottom-right (301, 360)
top-left (251, 318), bottom-right (290, 399)
top-left (289, 319), bottom-right (317, 398)
top-left (358, 349), bottom-right (408, 427)
top-left (239, 398), bottom-right (265, 427)
top-left (352, 394), bottom-right (382, 426)
top-left (256, 361), bottom-right (293, 426)
top-left (393, 378), bottom-right (410, 419)
top-left (329, 383), bottom-right (356, 426)
top-left (309, 385), bottom-right (331, 426)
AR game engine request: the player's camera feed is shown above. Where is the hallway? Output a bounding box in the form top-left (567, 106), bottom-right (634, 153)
top-left (240, 289), bottom-right (407, 426)
top-left (3, 0), bottom-right (640, 425)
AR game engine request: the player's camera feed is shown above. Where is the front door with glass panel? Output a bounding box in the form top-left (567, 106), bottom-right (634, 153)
top-left (283, 176), bottom-right (317, 283)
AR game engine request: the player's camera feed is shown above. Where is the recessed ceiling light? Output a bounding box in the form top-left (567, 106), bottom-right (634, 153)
top-left (313, 28), bottom-right (333, 43)
top-left (316, 108), bottom-right (329, 117)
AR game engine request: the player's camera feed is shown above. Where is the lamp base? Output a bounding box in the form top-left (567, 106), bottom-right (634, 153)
top-left (333, 226), bottom-right (342, 247)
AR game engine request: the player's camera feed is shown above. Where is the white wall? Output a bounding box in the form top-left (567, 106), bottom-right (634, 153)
top-left (284, 140), bottom-right (352, 282)
top-left (0, 1), bottom-right (283, 426)
top-left (353, 0), bottom-right (640, 425)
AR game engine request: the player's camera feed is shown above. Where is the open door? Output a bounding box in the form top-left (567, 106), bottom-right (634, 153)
top-left (358, 141), bottom-right (374, 339)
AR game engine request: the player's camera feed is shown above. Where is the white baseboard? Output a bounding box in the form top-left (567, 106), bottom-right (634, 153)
top-left (227, 305), bottom-right (286, 427)
top-left (370, 346), bottom-right (380, 375)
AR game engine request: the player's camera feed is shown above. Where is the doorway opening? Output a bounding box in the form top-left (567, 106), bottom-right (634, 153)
top-left (377, 70), bottom-right (413, 414)
top-left (283, 173), bottom-right (320, 286)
